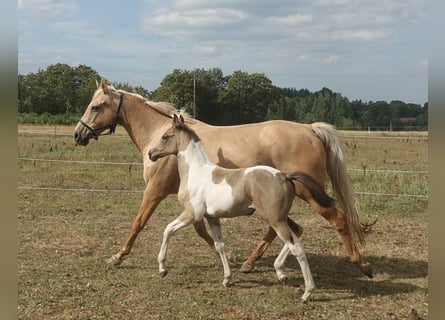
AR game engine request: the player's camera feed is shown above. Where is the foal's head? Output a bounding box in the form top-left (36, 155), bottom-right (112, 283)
top-left (149, 113), bottom-right (199, 162)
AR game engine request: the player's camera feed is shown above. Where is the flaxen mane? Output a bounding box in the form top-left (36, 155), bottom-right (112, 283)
top-left (106, 85), bottom-right (194, 122)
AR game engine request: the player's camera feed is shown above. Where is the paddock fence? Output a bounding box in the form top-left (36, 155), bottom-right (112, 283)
top-left (17, 129), bottom-right (428, 200)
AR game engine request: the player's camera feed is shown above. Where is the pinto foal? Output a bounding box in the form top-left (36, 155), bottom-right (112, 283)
top-left (148, 114), bottom-right (335, 302)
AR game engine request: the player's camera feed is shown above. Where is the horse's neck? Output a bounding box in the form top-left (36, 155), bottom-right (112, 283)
top-left (118, 94), bottom-right (170, 153)
top-left (177, 138), bottom-right (213, 178)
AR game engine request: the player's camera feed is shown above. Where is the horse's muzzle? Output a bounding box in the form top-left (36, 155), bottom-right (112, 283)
top-left (73, 130), bottom-right (91, 146)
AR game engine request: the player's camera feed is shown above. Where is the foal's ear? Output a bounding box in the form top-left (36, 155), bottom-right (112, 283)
top-left (172, 113), bottom-right (180, 126)
top-left (100, 78), bottom-right (109, 94)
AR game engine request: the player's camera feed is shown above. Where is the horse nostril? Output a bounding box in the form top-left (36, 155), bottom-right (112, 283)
top-left (74, 132), bottom-right (79, 140)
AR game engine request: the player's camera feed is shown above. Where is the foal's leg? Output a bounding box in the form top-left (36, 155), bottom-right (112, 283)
top-left (273, 244), bottom-right (290, 283)
top-left (206, 217), bottom-right (232, 287)
top-left (158, 211), bottom-right (195, 277)
top-left (273, 222), bottom-right (315, 302)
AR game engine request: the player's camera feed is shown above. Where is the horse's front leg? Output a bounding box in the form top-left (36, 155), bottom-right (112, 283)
top-left (158, 211), bottom-right (194, 277)
top-left (107, 182), bottom-right (169, 266)
top-left (206, 217), bottom-right (232, 287)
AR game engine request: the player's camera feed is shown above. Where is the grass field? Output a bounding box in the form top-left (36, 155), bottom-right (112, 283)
top-left (18, 125), bottom-right (428, 319)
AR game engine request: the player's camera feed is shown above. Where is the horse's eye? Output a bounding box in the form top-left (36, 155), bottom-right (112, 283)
top-left (91, 106), bottom-right (99, 112)
top-left (162, 134), bottom-right (169, 140)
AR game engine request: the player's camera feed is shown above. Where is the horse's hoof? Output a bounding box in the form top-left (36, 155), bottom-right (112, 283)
top-left (359, 263), bottom-right (373, 278)
top-left (106, 255), bottom-right (122, 267)
top-left (159, 270), bottom-right (168, 278)
top-left (239, 262), bottom-right (253, 273)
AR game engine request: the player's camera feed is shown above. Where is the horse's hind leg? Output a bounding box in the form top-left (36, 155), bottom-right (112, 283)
top-left (240, 218), bottom-right (303, 273)
top-left (239, 226), bottom-right (277, 273)
top-left (206, 217), bottom-right (232, 287)
top-left (304, 193), bottom-right (372, 277)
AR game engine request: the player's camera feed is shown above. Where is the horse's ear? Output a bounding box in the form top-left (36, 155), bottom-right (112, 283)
top-left (95, 79), bottom-right (100, 89)
top-left (179, 114), bottom-right (185, 124)
top-left (100, 78), bottom-right (109, 94)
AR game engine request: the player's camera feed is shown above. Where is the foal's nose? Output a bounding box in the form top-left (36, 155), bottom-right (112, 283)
top-left (148, 149), bottom-right (157, 162)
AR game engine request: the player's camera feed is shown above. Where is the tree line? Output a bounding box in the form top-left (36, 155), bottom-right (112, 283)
top-left (18, 63), bottom-right (428, 130)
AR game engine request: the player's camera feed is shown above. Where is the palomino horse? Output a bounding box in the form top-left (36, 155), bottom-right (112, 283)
top-left (148, 114), bottom-right (336, 302)
top-left (73, 79), bottom-right (372, 277)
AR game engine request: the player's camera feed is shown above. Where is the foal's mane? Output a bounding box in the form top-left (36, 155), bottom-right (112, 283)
top-left (175, 120), bottom-right (201, 142)
top-left (173, 115), bottom-right (211, 163)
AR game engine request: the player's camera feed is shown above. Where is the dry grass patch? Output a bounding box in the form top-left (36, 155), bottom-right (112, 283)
top-left (18, 125), bottom-right (428, 319)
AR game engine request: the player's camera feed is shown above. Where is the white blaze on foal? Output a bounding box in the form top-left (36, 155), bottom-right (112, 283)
top-left (148, 114), bottom-right (336, 302)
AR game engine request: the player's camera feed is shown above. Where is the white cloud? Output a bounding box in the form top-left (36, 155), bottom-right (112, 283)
top-left (265, 14), bottom-right (313, 26)
top-left (334, 29), bottom-right (391, 42)
top-left (325, 55), bottom-right (339, 63)
top-left (18, 0), bottom-right (428, 103)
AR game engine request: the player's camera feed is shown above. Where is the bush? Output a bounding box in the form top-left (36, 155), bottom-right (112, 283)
top-left (18, 113), bottom-right (82, 125)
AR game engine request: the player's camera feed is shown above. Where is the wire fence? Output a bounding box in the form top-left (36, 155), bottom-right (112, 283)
top-left (18, 157), bottom-right (428, 199)
top-left (18, 130), bottom-right (429, 141)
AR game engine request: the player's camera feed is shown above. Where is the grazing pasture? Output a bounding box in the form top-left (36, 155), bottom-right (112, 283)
top-left (18, 125), bottom-right (428, 319)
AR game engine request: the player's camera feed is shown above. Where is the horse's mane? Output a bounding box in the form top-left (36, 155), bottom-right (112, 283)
top-left (110, 86), bottom-right (194, 123)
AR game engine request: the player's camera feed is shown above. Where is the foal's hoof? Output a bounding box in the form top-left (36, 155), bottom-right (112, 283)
top-left (239, 262), bottom-right (253, 273)
top-left (278, 275), bottom-right (288, 285)
top-left (106, 255), bottom-right (122, 267)
top-left (301, 293), bottom-right (311, 303)
top-left (159, 270), bottom-right (168, 278)
top-left (222, 279), bottom-right (234, 288)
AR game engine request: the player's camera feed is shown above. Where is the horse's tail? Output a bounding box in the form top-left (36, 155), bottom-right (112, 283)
top-left (311, 122), bottom-right (365, 246)
top-left (286, 172), bottom-right (335, 209)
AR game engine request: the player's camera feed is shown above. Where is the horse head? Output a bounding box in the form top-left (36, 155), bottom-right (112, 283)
top-left (73, 78), bottom-right (123, 145)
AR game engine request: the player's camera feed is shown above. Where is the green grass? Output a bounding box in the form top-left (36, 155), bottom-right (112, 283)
top-left (18, 125), bottom-right (428, 319)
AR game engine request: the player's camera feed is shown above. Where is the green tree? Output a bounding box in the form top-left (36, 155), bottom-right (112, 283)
top-left (192, 68), bottom-right (225, 124)
top-left (150, 69), bottom-right (194, 111)
top-left (218, 71), bottom-right (280, 124)
top-left (18, 63), bottom-right (99, 115)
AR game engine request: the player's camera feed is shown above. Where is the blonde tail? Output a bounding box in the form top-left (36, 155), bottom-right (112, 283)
top-left (311, 122), bottom-right (365, 247)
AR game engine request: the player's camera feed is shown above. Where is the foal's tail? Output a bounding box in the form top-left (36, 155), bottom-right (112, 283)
top-left (311, 122), bottom-right (365, 247)
top-left (286, 172), bottom-right (335, 208)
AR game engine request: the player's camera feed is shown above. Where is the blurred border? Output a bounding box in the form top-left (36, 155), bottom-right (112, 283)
top-left (10, 0), bottom-right (439, 318)
top-left (429, 0), bottom-right (444, 319)
top-left (0, 0), bottom-right (18, 319)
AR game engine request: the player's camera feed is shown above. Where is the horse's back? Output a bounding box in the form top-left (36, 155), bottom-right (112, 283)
top-left (195, 120), bottom-right (327, 183)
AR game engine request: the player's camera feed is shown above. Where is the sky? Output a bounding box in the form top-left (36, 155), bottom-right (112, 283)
top-left (18, 0), bottom-right (428, 104)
